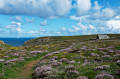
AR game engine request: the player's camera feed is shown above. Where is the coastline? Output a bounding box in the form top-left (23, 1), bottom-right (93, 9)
top-left (0, 38), bottom-right (35, 47)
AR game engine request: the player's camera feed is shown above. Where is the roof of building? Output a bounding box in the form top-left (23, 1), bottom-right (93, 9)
top-left (98, 35), bottom-right (109, 38)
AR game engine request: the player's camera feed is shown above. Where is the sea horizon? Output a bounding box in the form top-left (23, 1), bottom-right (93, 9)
top-left (0, 38), bottom-right (35, 47)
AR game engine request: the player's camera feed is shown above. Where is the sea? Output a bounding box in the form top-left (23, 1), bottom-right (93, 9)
top-left (0, 38), bottom-right (35, 47)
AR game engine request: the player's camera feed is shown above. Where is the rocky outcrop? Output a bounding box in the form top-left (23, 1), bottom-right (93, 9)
top-left (0, 40), bottom-right (4, 44)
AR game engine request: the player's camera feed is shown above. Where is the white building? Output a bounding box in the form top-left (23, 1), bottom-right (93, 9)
top-left (97, 34), bottom-right (110, 39)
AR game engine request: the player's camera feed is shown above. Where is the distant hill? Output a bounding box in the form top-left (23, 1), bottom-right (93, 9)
top-left (23, 35), bottom-right (97, 46)
top-left (23, 34), bottom-right (120, 46)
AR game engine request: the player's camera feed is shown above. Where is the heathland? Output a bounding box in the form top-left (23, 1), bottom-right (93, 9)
top-left (0, 34), bottom-right (120, 79)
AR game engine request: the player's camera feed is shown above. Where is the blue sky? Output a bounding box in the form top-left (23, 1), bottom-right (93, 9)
top-left (0, 0), bottom-right (120, 37)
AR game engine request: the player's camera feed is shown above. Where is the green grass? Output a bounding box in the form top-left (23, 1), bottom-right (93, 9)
top-left (1, 53), bottom-right (47, 79)
top-left (23, 34), bottom-right (120, 46)
top-left (1, 34), bottom-right (120, 79)
top-left (32, 38), bottom-right (120, 79)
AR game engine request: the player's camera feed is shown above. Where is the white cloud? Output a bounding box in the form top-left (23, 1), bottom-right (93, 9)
top-left (26, 17), bottom-right (34, 23)
top-left (40, 20), bottom-right (48, 26)
top-left (0, 24), bottom-right (8, 33)
top-left (27, 31), bottom-right (39, 34)
top-left (56, 32), bottom-right (61, 35)
top-left (15, 16), bottom-right (22, 22)
top-left (68, 29), bottom-right (75, 32)
top-left (89, 25), bottom-right (95, 29)
top-left (77, 22), bottom-right (87, 30)
top-left (90, 8), bottom-right (115, 20)
top-left (107, 20), bottom-right (120, 30)
top-left (76, 0), bottom-right (91, 16)
top-left (0, 0), bottom-right (4, 8)
top-left (61, 27), bottom-right (66, 31)
top-left (52, 0), bottom-right (72, 16)
top-left (70, 0), bottom-right (115, 21)
top-left (26, 31), bottom-right (39, 36)
top-left (71, 19), bottom-right (120, 35)
top-left (93, 1), bottom-right (101, 11)
top-left (9, 16), bottom-right (22, 22)
top-left (70, 15), bottom-right (89, 21)
top-left (102, 8), bottom-right (115, 19)
top-left (115, 16), bottom-right (120, 19)
top-left (67, 21), bottom-right (99, 35)
top-left (6, 22), bottom-right (22, 33)
top-left (72, 25), bottom-right (81, 31)
top-left (70, 10), bottom-right (119, 34)
top-left (39, 27), bottom-right (46, 32)
top-left (0, 0), bottom-right (72, 18)
top-left (16, 27), bottom-right (22, 33)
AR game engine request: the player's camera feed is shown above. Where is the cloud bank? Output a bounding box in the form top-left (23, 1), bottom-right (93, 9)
top-left (76, 0), bottom-right (91, 16)
top-left (0, 0), bottom-right (120, 37)
top-left (0, 0), bottom-right (72, 18)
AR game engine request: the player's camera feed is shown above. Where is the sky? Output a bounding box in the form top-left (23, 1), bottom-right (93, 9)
top-left (0, 0), bottom-right (120, 37)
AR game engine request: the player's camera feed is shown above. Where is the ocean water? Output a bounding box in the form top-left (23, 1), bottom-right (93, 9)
top-left (0, 38), bottom-right (35, 47)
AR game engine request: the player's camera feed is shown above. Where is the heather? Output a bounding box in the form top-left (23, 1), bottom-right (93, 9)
top-left (0, 40), bottom-right (71, 79)
top-left (32, 38), bottom-right (120, 79)
top-left (0, 34), bottom-right (120, 79)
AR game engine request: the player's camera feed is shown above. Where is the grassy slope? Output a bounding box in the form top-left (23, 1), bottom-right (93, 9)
top-left (0, 34), bottom-right (120, 79)
top-left (0, 43), bottom-right (48, 79)
top-left (30, 34), bottom-right (120, 79)
top-left (23, 34), bottom-right (120, 46)
top-left (0, 37), bottom-right (74, 79)
top-left (3, 54), bottom-right (46, 79)
top-left (23, 35), bottom-right (98, 46)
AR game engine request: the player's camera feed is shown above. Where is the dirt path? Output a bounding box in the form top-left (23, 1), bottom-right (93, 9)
top-left (16, 59), bottom-right (40, 79)
top-left (15, 48), bottom-right (68, 79)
